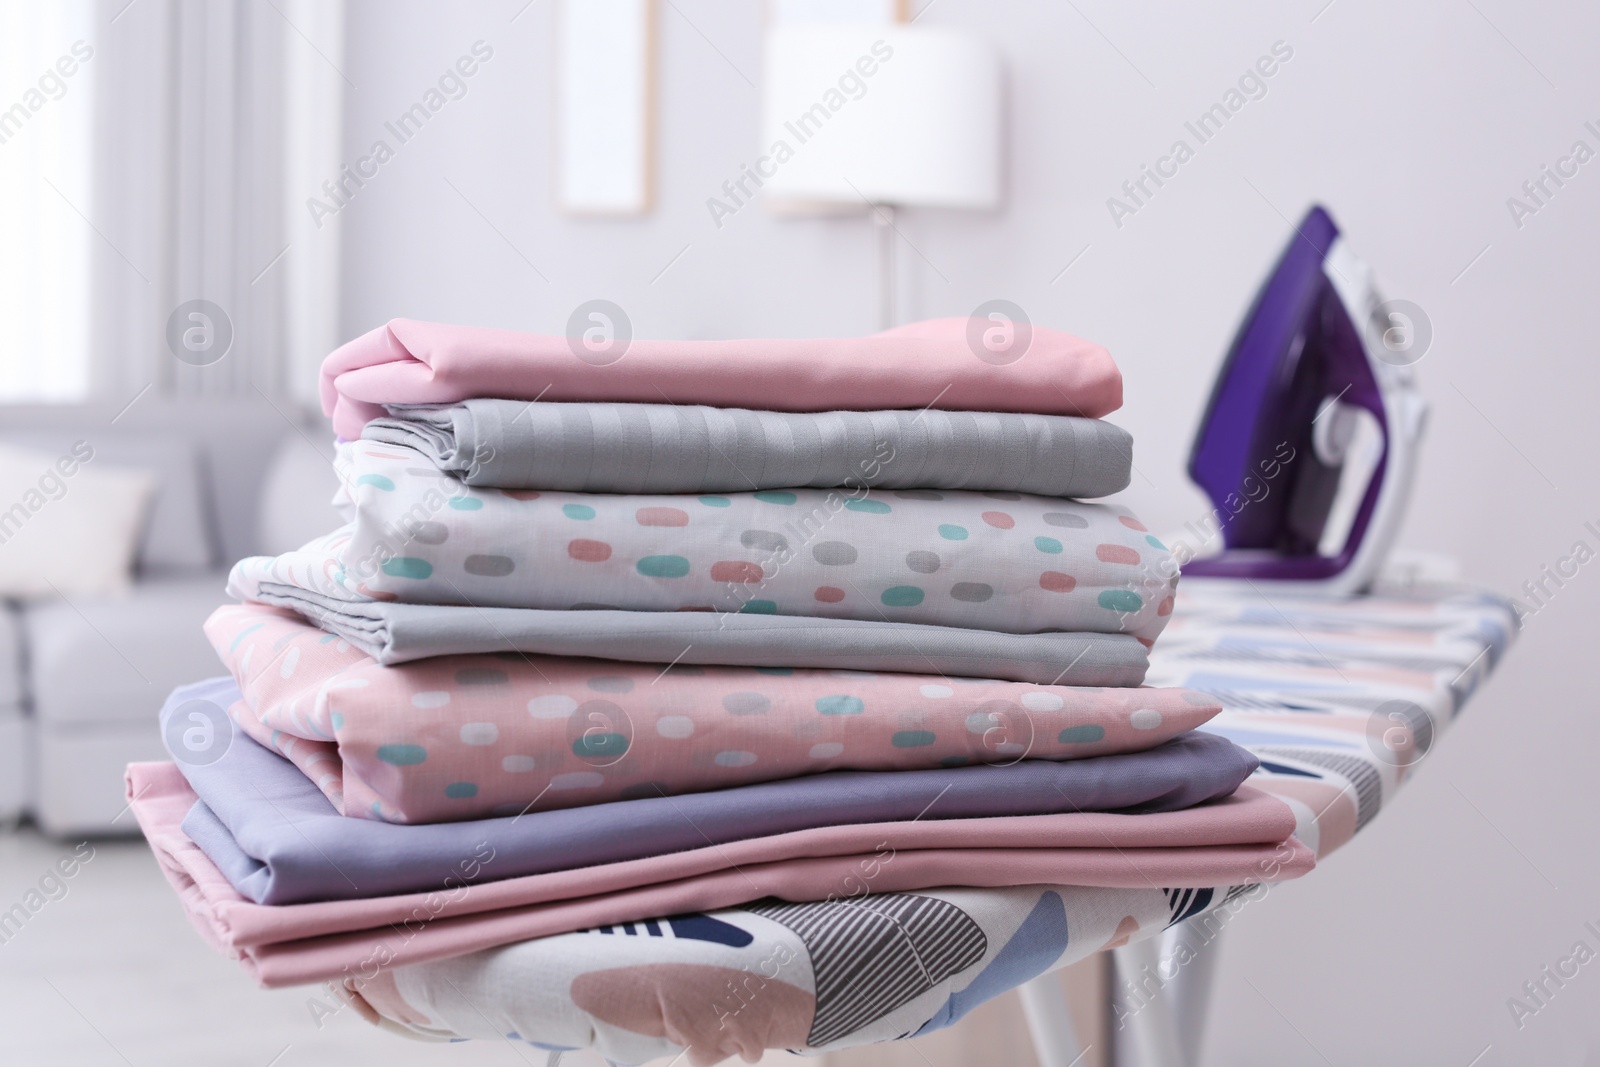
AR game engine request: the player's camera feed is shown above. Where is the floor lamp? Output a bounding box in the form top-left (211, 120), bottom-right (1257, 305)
top-left (760, 23), bottom-right (1001, 329)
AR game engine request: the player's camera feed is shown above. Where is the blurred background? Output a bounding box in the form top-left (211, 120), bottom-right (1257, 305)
top-left (1, 0), bottom-right (1596, 1063)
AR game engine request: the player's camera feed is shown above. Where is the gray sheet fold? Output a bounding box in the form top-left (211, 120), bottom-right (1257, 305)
top-left (363, 399), bottom-right (1133, 497)
top-left (252, 582), bottom-right (1150, 684)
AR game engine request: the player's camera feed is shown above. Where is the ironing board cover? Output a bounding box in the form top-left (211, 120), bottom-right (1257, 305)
top-left (329, 580), bottom-right (1515, 1064)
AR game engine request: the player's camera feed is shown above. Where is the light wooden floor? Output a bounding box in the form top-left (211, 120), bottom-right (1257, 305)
top-left (0, 827), bottom-right (1104, 1066)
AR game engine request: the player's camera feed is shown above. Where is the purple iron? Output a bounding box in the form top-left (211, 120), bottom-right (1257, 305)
top-left (1182, 205), bottom-right (1428, 596)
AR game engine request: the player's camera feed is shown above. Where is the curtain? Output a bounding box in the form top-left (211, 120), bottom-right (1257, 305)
top-left (88, 0), bottom-right (343, 404)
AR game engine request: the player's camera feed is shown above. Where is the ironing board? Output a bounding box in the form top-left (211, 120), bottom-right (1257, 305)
top-left (1056, 576), bottom-right (1515, 1066)
top-left (344, 577), bottom-right (1515, 1065)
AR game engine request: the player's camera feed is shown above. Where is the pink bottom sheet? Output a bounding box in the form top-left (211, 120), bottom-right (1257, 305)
top-left (128, 762), bottom-right (1313, 988)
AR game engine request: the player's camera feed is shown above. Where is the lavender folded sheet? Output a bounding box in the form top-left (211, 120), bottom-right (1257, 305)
top-left (164, 678), bottom-right (1256, 907)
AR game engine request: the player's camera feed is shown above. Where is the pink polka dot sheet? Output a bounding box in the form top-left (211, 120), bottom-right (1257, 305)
top-left (227, 440), bottom-right (1180, 646)
top-left (319, 317), bottom-right (1123, 441)
top-left (204, 603), bottom-right (1223, 825)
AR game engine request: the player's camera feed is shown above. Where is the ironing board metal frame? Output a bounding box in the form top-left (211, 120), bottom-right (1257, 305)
top-left (1015, 916), bottom-right (1224, 1067)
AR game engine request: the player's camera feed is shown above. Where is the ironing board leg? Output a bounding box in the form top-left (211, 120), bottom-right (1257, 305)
top-left (1110, 935), bottom-right (1187, 1067)
top-left (1108, 919), bottom-right (1227, 1067)
top-left (1163, 918), bottom-right (1224, 1058)
top-left (1016, 972), bottom-right (1087, 1066)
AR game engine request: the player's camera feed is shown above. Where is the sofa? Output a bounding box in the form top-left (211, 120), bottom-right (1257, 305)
top-left (0, 396), bottom-right (340, 836)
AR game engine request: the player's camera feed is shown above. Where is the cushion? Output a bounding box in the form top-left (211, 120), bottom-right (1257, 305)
top-left (0, 431), bottom-right (214, 573)
top-left (0, 442), bottom-right (156, 598)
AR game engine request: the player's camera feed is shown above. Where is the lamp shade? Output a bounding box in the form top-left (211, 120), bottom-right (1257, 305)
top-left (760, 24), bottom-right (1000, 210)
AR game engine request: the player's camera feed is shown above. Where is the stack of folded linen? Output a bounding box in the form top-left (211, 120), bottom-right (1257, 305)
top-left (128, 318), bottom-right (1314, 1042)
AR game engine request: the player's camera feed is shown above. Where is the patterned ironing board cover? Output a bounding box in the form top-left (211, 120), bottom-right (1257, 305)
top-left (338, 580), bottom-right (1516, 1063)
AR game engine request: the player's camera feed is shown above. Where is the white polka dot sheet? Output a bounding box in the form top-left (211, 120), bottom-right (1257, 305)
top-left (227, 440), bottom-right (1181, 647)
top-left (205, 603), bottom-right (1223, 824)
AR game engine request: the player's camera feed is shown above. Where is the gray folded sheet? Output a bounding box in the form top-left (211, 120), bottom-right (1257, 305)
top-left (362, 399), bottom-right (1133, 497)
top-left (251, 582), bottom-right (1151, 684)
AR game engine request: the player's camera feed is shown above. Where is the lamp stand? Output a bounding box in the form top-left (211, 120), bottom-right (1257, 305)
top-left (873, 203), bottom-right (897, 330)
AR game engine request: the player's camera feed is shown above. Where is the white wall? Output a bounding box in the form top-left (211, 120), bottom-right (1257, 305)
top-left (338, 2), bottom-right (1600, 1062)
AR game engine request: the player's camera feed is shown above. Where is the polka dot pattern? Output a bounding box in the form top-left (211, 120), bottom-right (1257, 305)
top-left (527, 694), bottom-right (578, 718)
top-left (411, 522), bottom-right (449, 545)
top-left (882, 586), bottom-right (925, 607)
top-left (459, 723), bottom-right (499, 745)
top-left (568, 539), bottom-right (612, 562)
top-left (1096, 544), bottom-right (1140, 565)
top-left (214, 605), bottom-right (1220, 823)
top-left (382, 557), bottom-right (432, 579)
top-left (241, 444), bottom-right (1185, 705)
top-left (376, 744), bottom-right (427, 766)
top-left (1040, 571), bottom-right (1077, 593)
top-left (1043, 512), bottom-right (1089, 529)
top-left (812, 542), bottom-right (858, 566)
top-left (1099, 590), bottom-right (1143, 613)
top-left (636, 507), bottom-right (690, 527)
top-left (741, 530), bottom-right (788, 553)
top-left (1128, 708), bottom-right (1163, 730)
top-left (816, 695), bottom-right (865, 715)
top-left (637, 555), bottom-right (692, 578)
top-left (710, 561), bottom-right (765, 583)
top-left (572, 732), bottom-right (629, 758)
top-left (655, 716), bottom-right (694, 738)
top-left (891, 730), bottom-right (937, 748)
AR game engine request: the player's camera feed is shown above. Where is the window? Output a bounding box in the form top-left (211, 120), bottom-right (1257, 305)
top-left (0, 0), bottom-right (96, 402)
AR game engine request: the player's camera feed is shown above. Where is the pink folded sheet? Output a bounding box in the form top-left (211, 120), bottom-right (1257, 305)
top-left (320, 318), bottom-right (1123, 440)
top-left (207, 604), bottom-right (1221, 824)
top-left (127, 762), bottom-right (1314, 988)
